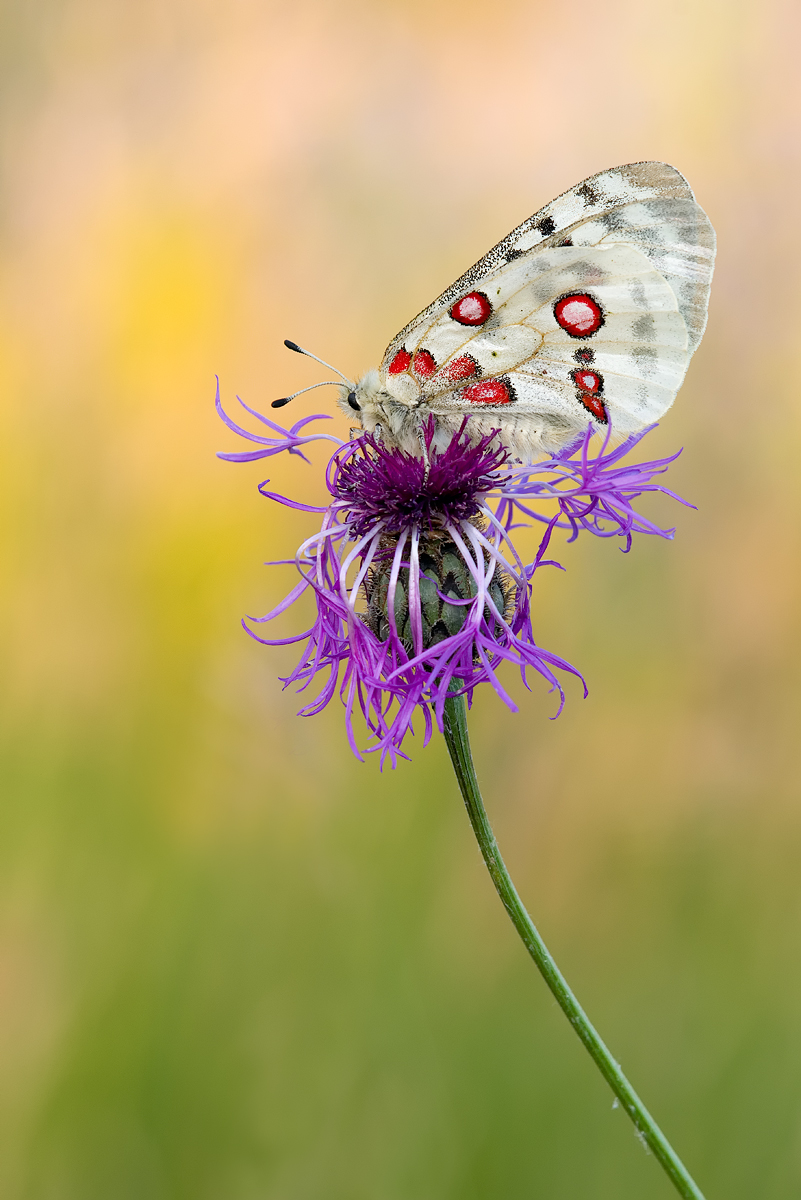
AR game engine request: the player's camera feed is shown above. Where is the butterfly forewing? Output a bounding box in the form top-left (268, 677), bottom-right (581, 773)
top-left (383, 162), bottom-right (712, 359)
top-left (377, 162), bottom-right (714, 453)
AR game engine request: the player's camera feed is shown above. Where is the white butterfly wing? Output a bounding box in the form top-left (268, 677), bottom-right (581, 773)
top-left (377, 162), bottom-right (715, 454)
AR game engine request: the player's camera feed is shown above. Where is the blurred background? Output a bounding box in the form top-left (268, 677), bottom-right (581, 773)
top-left (1, 0), bottom-right (800, 1196)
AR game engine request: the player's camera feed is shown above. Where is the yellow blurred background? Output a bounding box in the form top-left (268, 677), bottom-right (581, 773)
top-left (2, 0), bottom-right (800, 1195)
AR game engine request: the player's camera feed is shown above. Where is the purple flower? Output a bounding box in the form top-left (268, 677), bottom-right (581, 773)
top-left (217, 382), bottom-right (690, 766)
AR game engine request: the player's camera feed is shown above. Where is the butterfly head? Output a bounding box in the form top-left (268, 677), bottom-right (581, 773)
top-left (336, 369), bottom-right (381, 427)
top-left (338, 370), bottom-right (433, 456)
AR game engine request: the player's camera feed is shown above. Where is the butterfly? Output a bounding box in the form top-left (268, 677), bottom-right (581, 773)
top-left (275, 162), bottom-right (715, 461)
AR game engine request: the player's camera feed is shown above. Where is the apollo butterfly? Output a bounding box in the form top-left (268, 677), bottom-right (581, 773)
top-left (274, 162), bottom-right (715, 460)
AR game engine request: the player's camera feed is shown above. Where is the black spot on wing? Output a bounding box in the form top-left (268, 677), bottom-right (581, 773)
top-left (576, 182), bottom-right (603, 207)
top-left (536, 215), bottom-right (556, 236)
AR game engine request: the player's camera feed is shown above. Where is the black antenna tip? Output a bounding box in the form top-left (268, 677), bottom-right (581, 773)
top-left (271, 397), bottom-right (292, 408)
top-left (284, 339), bottom-right (303, 353)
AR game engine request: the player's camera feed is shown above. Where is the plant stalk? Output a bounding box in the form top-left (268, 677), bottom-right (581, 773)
top-left (442, 693), bottom-right (705, 1200)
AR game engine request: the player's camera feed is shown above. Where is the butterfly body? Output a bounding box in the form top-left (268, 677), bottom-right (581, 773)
top-left (337, 162), bottom-right (715, 460)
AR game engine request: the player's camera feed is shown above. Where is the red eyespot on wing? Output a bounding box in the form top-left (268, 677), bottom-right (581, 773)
top-left (462, 378), bottom-right (514, 405)
top-left (388, 348), bottom-right (411, 374)
top-left (413, 349), bottom-right (437, 378)
top-left (571, 367), bottom-right (606, 421)
top-left (450, 291), bottom-right (493, 326)
top-left (572, 369), bottom-right (602, 393)
top-left (554, 293), bottom-right (604, 338)
top-left (578, 394), bottom-right (607, 422)
top-left (445, 354), bottom-right (479, 381)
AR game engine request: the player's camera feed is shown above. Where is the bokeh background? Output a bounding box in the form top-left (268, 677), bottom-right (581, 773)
top-left (2, 0), bottom-right (800, 1196)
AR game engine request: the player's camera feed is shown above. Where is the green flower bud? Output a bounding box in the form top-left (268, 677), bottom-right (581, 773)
top-left (363, 528), bottom-right (514, 652)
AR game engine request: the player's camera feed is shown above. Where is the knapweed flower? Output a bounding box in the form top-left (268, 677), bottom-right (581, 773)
top-left (217, 384), bottom-right (688, 766)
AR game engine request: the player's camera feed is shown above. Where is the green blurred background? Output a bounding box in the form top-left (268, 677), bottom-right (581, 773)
top-left (2, 0), bottom-right (800, 1196)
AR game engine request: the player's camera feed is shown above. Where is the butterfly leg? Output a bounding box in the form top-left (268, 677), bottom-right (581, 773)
top-left (416, 427), bottom-right (431, 485)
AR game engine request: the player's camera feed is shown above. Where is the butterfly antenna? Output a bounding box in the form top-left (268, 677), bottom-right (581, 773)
top-left (271, 381), bottom-right (344, 409)
top-left (283, 339), bottom-right (353, 385)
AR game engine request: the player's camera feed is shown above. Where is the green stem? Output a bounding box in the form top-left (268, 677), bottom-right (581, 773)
top-left (442, 693), bottom-right (705, 1200)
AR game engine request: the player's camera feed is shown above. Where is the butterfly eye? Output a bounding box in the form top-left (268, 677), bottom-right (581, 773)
top-left (347, 392), bottom-right (361, 411)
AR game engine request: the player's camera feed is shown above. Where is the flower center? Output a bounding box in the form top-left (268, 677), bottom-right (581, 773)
top-left (332, 421), bottom-right (509, 537)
